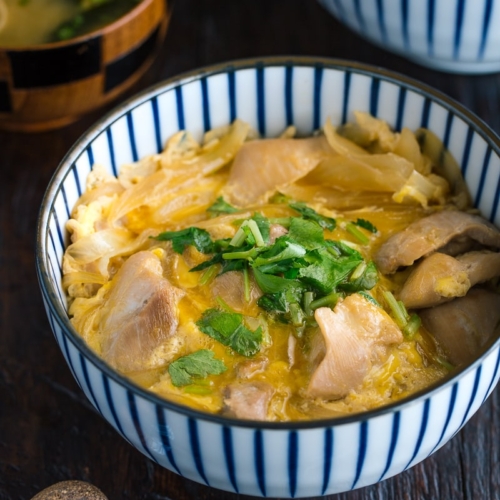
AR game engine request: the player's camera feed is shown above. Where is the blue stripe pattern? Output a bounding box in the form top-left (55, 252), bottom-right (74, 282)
top-left (459, 366), bottom-right (482, 429)
top-left (479, 0), bottom-right (494, 59)
top-left (228, 69), bottom-right (236, 123)
top-left (80, 354), bottom-right (101, 414)
top-left (474, 146), bottom-right (493, 207)
top-left (404, 399), bottom-right (430, 470)
top-left (37, 60), bottom-right (500, 498)
top-left (313, 64), bottom-right (323, 130)
top-left (352, 421), bottom-right (368, 488)
top-left (453, 0), bottom-right (466, 60)
top-left (285, 65), bottom-right (293, 126)
top-left (341, 71), bottom-right (351, 124)
top-left (156, 406), bottom-right (181, 475)
top-left (151, 97), bottom-right (162, 154)
top-left (370, 78), bottom-right (380, 117)
top-left (256, 63), bottom-right (265, 136)
top-left (128, 391), bottom-right (157, 462)
top-left (426, 0), bottom-right (435, 57)
top-left (319, 0), bottom-right (500, 73)
top-left (175, 85), bottom-right (185, 130)
top-left (200, 77), bottom-right (211, 132)
top-left (255, 430), bottom-right (266, 496)
top-left (188, 418), bottom-right (209, 485)
top-left (380, 411), bottom-right (400, 481)
top-left (106, 128), bottom-right (118, 177)
top-left (223, 427), bottom-right (238, 493)
top-left (288, 431), bottom-right (298, 497)
top-left (322, 428), bottom-right (333, 494)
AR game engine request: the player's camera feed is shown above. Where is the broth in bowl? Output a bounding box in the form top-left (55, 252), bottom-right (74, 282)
top-left (61, 112), bottom-right (500, 421)
top-left (0, 0), bottom-right (142, 46)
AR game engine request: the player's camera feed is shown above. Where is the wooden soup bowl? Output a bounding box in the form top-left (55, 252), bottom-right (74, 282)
top-left (0, 0), bottom-right (168, 132)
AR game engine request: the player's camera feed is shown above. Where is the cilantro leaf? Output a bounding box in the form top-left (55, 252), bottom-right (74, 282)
top-left (253, 239), bottom-right (306, 267)
top-left (155, 227), bottom-right (214, 254)
top-left (289, 202), bottom-right (336, 231)
top-left (354, 218), bottom-right (378, 234)
top-left (298, 248), bottom-right (361, 294)
top-left (251, 212), bottom-right (270, 244)
top-left (207, 197), bottom-right (239, 215)
top-left (252, 267), bottom-right (304, 294)
top-left (196, 309), bottom-right (262, 357)
top-left (287, 217), bottom-right (325, 250)
top-left (339, 261), bottom-right (379, 292)
top-left (168, 350), bottom-right (226, 387)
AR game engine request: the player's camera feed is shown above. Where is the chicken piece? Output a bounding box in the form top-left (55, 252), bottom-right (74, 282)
top-left (223, 382), bottom-right (275, 420)
top-left (236, 357), bottom-right (269, 379)
top-left (269, 223), bottom-right (288, 244)
top-left (99, 251), bottom-right (185, 373)
top-left (399, 251), bottom-right (500, 309)
top-left (210, 270), bottom-right (262, 313)
top-left (399, 253), bottom-right (470, 309)
top-left (375, 210), bottom-right (500, 274)
top-left (307, 294), bottom-right (403, 399)
top-left (223, 136), bottom-right (334, 207)
top-left (420, 288), bottom-right (500, 365)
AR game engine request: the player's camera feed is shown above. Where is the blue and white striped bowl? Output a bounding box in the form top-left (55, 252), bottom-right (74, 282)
top-left (319, 0), bottom-right (500, 74)
top-left (36, 57), bottom-right (500, 497)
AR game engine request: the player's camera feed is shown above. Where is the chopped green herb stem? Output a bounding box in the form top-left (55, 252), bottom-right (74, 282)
top-left (230, 227), bottom-right (247, 247)
top-left (216, 296), bottom-right (234, 312)
top-left (303, 291), bottom-right (314, 316)
top-left (246, 219), bottom-right (265, 247)
top-left (350, 261), bottom-right (367, 281)
top-left (243, 265), bottom-right (250, 302)
top-left (199, 265), bottom-right (219, 286)
top-left (403, 313), bottom-right (421, 339)
top-left (345, 223), bottom-right (370, 245)
top-left (383, 291), bottom-right (409, 329)
top-left (310, 293), bottom-right (340, 310)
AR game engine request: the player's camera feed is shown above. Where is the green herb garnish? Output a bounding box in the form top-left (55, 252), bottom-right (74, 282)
top-left (289, 202), bottom-right (336, 231)
top-left (207, 196), bottom-right (239, 215)
top-left (168, 350), bottom-right (227, 387)
top-left (155, 227), bottom-right (214, 254)
top-left (196, 309), bottom-right (263, 357)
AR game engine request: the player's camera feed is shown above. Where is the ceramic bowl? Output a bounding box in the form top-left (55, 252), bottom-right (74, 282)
top-left (318, 0), bottom-right (500, 74)
top-left (36, 57), bottom-right (500, 497)
top-left (0, 0), bottom-right (168, 132)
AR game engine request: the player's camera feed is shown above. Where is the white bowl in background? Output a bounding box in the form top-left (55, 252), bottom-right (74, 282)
top-left (36, 57), bottom-right (500, 497)
top-left (319, 0), bottom-right (500, 74)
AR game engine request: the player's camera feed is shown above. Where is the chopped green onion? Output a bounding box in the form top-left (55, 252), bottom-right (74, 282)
top-left (222, 248), bottom-right (260, 260)
top-left (350, 261), bottom-right (367, 281)
top-left (199, 265), bottom-right (219, 286)
top-left (230, 227), bottom-right (247, 247)
top-left (435, 356), bottom-right (455, 371)
top-left (246, 219), bottom-right (265, 247)
top-left (345, 223), bottom-right (370, 245)
top-left (310, 293), bottom-right (340, 310)
top-left (382, 290), bottom-right (408, 328)
top-left (303, 291), bottom-right (314, 316)
top-left (403, 313), bottom-right (421, 339)
top-left (243, 265), bottom-right (250, 302)
top-left (216, 296), bottom-right (234, 312)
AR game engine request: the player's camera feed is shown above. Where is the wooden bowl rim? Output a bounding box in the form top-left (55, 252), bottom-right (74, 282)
top-left (0, 0), bottom-right (165, 52)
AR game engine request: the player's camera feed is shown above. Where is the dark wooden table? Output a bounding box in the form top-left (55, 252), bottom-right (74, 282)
top-left (1, 1), bottom-right (500, 499)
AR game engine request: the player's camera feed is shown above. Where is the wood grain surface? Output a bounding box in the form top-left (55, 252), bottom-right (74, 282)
top-left (1, 1), bottom-right (499, 499)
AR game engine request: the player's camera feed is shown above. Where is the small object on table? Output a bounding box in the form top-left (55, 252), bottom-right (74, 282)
top-left (31, 480), bottom-right (108, 500)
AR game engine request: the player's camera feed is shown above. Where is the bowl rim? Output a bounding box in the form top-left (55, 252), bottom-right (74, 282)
top-left (0, 0), bottom-right (163, 52)
top-left (36, 55), bottom-right (500, 430)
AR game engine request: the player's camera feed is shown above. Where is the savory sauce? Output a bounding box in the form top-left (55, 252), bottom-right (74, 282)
top-left (0, 0), bottom-right (141, 46)
top-left (62, 113), bottom-right (500, 421)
